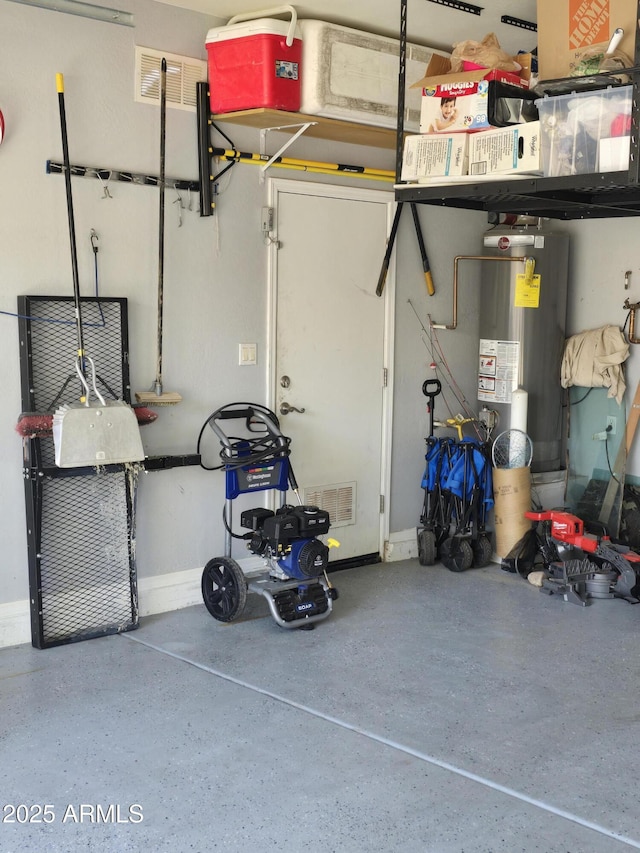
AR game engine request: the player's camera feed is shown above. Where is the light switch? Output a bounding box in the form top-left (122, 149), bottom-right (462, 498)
top-left (239, 343), bottom-right (257, 366)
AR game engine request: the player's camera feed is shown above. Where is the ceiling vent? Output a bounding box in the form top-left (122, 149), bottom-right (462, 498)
top-left (135, 46), bottom-right (206, 112)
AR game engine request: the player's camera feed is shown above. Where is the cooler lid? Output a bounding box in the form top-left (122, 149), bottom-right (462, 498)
top-left (206, 19), bottom-right (301, 44)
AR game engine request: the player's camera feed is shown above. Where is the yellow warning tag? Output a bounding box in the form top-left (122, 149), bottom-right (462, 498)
top-left (514, 273), bottom-right (541, 308)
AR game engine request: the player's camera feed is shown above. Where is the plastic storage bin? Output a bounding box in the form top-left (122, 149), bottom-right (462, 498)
top-left (206, 7), bottom-right (302, 114)
top-left (535, 86), bottom-right (632, 177)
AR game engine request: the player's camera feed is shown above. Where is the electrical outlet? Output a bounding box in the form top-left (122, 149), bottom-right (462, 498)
top-left (606, 416), bottom-right (617, 435)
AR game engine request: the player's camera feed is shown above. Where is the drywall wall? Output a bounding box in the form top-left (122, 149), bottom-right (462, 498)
top-left (561, 218), bottom-right (640, 501)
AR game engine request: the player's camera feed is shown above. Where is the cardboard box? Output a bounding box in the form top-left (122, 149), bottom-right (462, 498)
top-left (598, 135), bottom-right (631, 171)
top-left (411, 53), bottom-right (531, 90)
top-left (419, 79), bottom-right (538, 134)
top-left (468, 122), bottom-right (542, 176)
top-left (537, 0), bottom-right (637, 81)
top-left (401, 133), bottom-right (469, 182)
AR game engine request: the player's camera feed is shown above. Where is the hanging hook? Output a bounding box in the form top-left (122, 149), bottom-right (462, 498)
top-left (173, 183), bottom-right (184, 226)
top-left (95, 170), bottom-right (112, 199)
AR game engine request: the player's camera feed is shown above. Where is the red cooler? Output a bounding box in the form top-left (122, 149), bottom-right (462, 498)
top-left (206, 6), bottom-right (302, 114)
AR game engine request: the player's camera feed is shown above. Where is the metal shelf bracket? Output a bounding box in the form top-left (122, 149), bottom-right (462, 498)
top-left (259, 121), bottom-right (318, 170)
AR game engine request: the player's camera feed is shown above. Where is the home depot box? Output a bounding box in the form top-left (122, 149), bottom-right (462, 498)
top-left (298, 20), bottom-right (450, 132)
top-left (206, 17), bottom-right (302, 114)
top-left (419, 78), bottom-right (537, 134)
top-left (537, 0), bottom-right (637, 81)
top-left (401, 133), bottom-right (469, 182)
top-left (468, 122), bottom-right (542, 176)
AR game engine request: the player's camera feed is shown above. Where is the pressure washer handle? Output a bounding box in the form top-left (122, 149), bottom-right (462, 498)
top-left (207, 403), bottom-right (285, 450)
top-left (216, 407), bottom-right (255, 422)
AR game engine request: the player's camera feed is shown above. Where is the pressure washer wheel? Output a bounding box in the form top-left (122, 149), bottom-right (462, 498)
top-left (201, 557), bottom-right (247, 622)
top-left (418, 529), bottom-right (437, 566)
top-left (472, 534), bottom-right (493, 568)
top-left (440, 537), bottom-right (473, 572)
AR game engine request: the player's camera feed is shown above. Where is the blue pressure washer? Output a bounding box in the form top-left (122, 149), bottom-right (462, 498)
top-left (198, 403), bottom-right (338, 629)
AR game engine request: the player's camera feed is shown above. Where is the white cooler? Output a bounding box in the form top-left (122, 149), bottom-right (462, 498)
top-left (298, 20), bottom-right (449, 131)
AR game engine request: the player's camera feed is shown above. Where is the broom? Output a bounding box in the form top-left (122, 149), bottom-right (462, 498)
top-left (16, 406), bottom-right (157, 440)
top-left (135, 58), bottom-right (182, 406)
top-left (16, 75), bottom-right (148, 456)
top-left (42, 74), bottom-right (146, 468)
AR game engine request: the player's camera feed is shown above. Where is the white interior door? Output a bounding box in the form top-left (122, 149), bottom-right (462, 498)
top-left (268, 179), bottom-right (394, 563)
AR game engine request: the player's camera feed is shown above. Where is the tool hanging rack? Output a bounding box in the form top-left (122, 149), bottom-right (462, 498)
top-left (46, 160), bottom-right (199, 193)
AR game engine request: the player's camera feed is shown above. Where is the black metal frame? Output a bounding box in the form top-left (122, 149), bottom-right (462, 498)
top-left (18, 295), bottom-right (139, 649)
top-left (395, 0), bottom-right (640, 219)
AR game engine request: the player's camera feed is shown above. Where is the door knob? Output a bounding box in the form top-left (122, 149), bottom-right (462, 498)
top-left (280, 401), bottom-right (306, 415)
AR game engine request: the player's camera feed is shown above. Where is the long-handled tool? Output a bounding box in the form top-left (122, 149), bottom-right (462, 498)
top-left (135, 58), bottom-right (182, 406)
top-left (410, 203), bottom-right (435, 296)
top-left (376, 202), bottom-right (435, 297)
top-left (51, 73), bottom-right (144, 468)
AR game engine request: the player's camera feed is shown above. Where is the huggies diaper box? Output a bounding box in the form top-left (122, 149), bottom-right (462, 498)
top-left (412, 53), bottom-right (533, 134)
top-left (419, 76), bottom-right (536, 134)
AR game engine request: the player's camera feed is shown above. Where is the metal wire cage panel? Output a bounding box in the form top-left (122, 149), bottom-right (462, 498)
top-left (18, 296), bottom-right (139, 649)
top-left (31, 467), bottom-right (139, 648)
top-left (18, 296), bottom-right (132, 467)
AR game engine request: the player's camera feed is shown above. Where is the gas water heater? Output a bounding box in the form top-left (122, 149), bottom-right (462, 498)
top-left (479, 223), bottom-right (569, 473)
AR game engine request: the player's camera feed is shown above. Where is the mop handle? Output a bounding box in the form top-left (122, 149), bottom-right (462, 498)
top-left (56, 73), bottom-right (85, 364)
top-left (156, 58), bottom-right (167, 393)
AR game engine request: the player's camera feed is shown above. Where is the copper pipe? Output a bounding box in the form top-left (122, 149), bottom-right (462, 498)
top-left (431, 255), bottom-right (532, 330)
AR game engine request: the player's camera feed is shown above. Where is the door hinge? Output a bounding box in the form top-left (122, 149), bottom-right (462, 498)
top-left (383, 368), bottom-right (388, 387)
top-left (379, 494), bottom-right (385, 513)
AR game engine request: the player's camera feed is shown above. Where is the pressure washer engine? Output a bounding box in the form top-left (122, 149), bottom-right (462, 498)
top-left (197, 403), bottom-right (338, 629)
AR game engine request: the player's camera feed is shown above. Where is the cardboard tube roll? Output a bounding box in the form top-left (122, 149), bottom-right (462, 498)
top-left (492, 466), bottom-right (532, 558)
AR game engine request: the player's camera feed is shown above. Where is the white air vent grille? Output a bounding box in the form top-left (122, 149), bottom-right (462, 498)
top-left (135, 46), bottom-right (206, 112)
top-left (304, 482), bottom-right (356, 529)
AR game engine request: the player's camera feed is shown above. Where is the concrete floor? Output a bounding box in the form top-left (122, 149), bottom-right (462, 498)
top-left (3, 558), bottom-right (640, 853)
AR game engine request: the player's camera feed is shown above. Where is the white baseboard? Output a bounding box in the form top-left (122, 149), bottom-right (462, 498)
top-left (384, 528), bottom-right (418, 562)
top-left (137, 567), bottom-right (203, 617)
top-left (0, 599), bottom-right (31, 649)
top-left (0, 556), bottom-right (269, 650)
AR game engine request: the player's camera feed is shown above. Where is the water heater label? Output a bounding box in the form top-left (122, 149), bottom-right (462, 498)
top-left (514, 273), bottom-right (541, 308)
top-left (478, 339), bottom-right (520, 403)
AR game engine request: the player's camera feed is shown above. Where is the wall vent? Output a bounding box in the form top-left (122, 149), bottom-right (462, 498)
top-left (135, 46), bottom-right (207, 112)
top-left (304, 482), bottom-right (356, 529)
